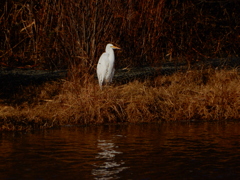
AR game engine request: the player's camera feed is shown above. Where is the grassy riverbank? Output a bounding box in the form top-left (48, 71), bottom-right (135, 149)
top-left (1, 1), bottom-right (240, 131)
top-left (0, 67), bottom-right (239, 131)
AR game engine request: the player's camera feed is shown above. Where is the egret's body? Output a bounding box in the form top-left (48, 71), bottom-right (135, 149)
top-left (97, 43), bottom-right (120, 90)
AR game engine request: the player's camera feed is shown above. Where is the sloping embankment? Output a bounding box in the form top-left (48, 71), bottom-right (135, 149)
top-left (0, 56), bottom-right (239, 102)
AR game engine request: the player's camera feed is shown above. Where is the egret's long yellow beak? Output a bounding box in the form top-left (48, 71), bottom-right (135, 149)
top-left (111, 46), bottom-right (121, 49)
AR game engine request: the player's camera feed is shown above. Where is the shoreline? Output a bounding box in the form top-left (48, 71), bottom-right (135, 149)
top-left (0, 57), bottom-right (240, 131)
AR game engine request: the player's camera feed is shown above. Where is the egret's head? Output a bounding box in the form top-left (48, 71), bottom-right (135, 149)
top-left (106, 43), bottom-right (121, 50)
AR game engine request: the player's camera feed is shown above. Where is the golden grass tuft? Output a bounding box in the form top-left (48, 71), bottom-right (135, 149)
top-left (0, 68), bottom-right (240, 131)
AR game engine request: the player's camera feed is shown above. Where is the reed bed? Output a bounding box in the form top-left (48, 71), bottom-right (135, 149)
top-left (0, 68), bottom-right (240, 131)
top-left (1, 0), bottom-right (239, 70)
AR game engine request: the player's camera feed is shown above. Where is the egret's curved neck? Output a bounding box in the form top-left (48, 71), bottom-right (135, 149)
top-left (107, 48), bottom-right (115, 62)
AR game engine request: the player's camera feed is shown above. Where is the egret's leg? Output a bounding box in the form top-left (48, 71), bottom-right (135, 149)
top-left (109, 68), bottom-right (115, 83)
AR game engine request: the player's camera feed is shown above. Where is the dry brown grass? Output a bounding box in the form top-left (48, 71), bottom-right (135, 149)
top-left (152, 68), bottom-right (240, 121)
top-left (1, 68), bottom-right (239, 131)
top-left (40, 68), bottom-right (240, 123)
top-left (1, 1), bottom-right (239, 70)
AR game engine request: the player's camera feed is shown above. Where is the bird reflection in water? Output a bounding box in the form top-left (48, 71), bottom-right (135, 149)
top-left (92, 139), bottom-right (128, 180)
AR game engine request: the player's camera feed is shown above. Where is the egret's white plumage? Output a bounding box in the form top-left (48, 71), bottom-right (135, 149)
top-left (97, 43), bottom-right (120, 90)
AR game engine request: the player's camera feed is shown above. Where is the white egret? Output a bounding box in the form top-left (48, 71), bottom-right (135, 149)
top-left (97, 43), bottom-right (121, 90)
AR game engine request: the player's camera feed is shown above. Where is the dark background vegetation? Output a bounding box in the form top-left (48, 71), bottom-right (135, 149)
top-left (1, 0), bottom-right (239, 73)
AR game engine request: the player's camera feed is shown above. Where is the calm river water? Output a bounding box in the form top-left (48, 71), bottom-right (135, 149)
top-left (1, 121), bottom-right (240, 180)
